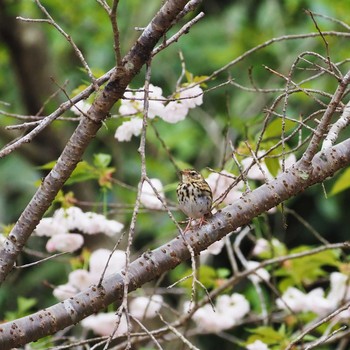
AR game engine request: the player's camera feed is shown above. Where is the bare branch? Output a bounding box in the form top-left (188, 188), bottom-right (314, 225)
top-left (1, 138), bottom-right (350, 349)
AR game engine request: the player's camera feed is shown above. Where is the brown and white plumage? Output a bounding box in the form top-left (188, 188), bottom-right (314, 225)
top-left (177, 169), bottom-right (213, 231)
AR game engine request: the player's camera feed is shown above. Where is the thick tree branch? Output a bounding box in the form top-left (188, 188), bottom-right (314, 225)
top-left (0, 0), bottom-right (191, 284)
top-left (1, 138), bottom-right (349, 349)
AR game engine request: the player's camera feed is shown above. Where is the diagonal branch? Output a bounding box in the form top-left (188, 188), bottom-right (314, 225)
top-left (0, 0), bottom-right (192, 284)
top-left (1, 138), bottom-right (350, 349)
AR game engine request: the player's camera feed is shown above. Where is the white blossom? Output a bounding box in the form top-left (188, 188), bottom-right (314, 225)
top-left (276, 287), bottom-right (332, 315)
top-left (140, 178), bottom-right (165, 210)
top-left (277, 279), bottom-right (350, 317)
top-left (81, 312), bottom-right (128, 337)
top-left (242, 153), bottom-right (296, 181)
top-left (246, 340), bottom-right (270, 350)
top-left (252, 238), bottom-right (270, 256)
top-left (216, 293), bottom-right (250, 320)
top-left (202, 239), bottom-right (225, 256)
top-left (206, 171), bottom-right (243, 205)
top-left (179, 84), bottom-right (203, 108)
top-left (0, 234), bottom-right (6, 249)
top-left (78, 211), bottom-right (124, 236)
top-left (53, 248), bottom-right (126, 300)
top-left (119, 84), bottom-right (165, 119)
top-left (53, 283), bottom-right (78, 301)
top-left (129, 295), bottom-right (163, 319)
top-left (35, 207), bottom-right (124, 250)
top-left (89, 248), bottom-right (126, 280)
top-left (327, 272), bottom-right (350, 304)
top-left (246, 261), bottom-right (270, 284)
top-left (70, 100), bottom-right (91, 117)
top-left (241, 153), bottom-right (272, 181)
top-left (276, 287), bottom-right (308, 313)
top-left (252, 238), bottom-right (284, 256)
top-left (46, 233), bottom-right (84, 253)
top-left (68, 269), bottom-right (93, 290)
top-left (160, 101), bottom-right (189, 123)
top-left (306, 288), bottom-right (332, 315)
top-left (187, 293), bottom-right (250, 332)
top-left (114, 118), bottom-right (143, 142)
top-left (35, 217), bottom-right (67, 237)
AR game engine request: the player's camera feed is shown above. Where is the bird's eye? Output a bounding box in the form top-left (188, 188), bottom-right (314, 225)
top-left (190, 171), bottom-right (197, 176)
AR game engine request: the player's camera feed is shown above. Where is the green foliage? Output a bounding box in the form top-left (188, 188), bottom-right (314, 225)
top-left (39, 153), bottom-right (115, 189)
top-left (175, 265), bottom-right (230, 294)
top-left (4, 297), bottom-right (37, 321)
top-left (246, 326), bottom-right (290, 349)
top-left (275, 247), bottom-right (341, 291)
top-left (2, 1), bottom-right (350, 348)
top-left (330, 167), bottom-right (350, 196)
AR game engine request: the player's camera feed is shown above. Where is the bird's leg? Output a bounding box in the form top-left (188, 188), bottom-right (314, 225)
top-left (197, 212), bottom-right (212, 227)
top-left (183, 218), bottom-right (194, 233)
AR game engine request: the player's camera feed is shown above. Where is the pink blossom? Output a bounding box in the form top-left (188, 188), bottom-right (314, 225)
top-left (35, 217), bottom-right (67, 237)
top-left (46, 233), bottom-right (84, 253)
top-left (68, 269), bottom-right (93, 290)
top-left (89, 248), bottom-right (126, 280)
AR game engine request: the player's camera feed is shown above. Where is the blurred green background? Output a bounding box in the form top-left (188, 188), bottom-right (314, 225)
top-left (1, 0), bottom-right (350, 348)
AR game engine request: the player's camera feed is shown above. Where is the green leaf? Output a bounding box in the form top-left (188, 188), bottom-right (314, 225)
top-left (246, 326), bottom-right (289, 346)
top-left (178, 265), bottom-right (220, 291)
top-left (216, 268), bottom-right (231, 279)
top-left (5, 297), bottom-right (37, 321)
top-left (330, 167), bottom-right (350, 196)
top-left (93, 153), bottom-right (112, 169)
top-left (265, 156), bottom-right (280, 178)
top-left (66, 161), bottom-right (97, 185)
top-left (264, 118), bottom-right (297, 140)
top-left (275, 246), bottom-right (341, 291)
top-left (37, 160), bottom-right (57, 170)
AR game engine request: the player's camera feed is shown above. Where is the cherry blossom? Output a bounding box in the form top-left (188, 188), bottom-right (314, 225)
top-left (70, 100), bottom-right (91, 117)
top-left (246, 261), bottom-right (271, 284)
top-left (81, 313), bottom-right (128, 337)
top-left (119, 84), bottom-right (165, 119)
top-left (242, 153), bottom-right (296, 181)
top-left (206, 170), bottom-right (243, 205)
top-left (178, 84), bottom-right (203, 108)
top-left (46, 233), bottom-right (84, 253)
top-left (53, 249), bottom-right (126, 300)
top-left (115, 83), bottom-right (204, 141)
top-left (160, 100), bottom-right (189, 123)
top-left (34, 207), bottom-right (124, 253)
top-left (114, 118), bottom-right (143, 142)
top-left (246, 340), bottom-right (270, 350)
top-left (140, 178), bottom-right (165, 210)
top-left (186, 293), bottom-right (250, 332)
top-left (129, 295), bottom-right (163, 319)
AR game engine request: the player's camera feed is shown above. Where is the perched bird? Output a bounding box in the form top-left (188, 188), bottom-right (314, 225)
top-left (176, 169), bottom-right (213, 231)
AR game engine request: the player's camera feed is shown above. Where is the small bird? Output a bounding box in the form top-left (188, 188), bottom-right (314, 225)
top-left (177, 169), bottom-right (213, 231)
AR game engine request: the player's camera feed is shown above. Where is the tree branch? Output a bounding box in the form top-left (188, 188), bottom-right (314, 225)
top-left (1, 138), bottom-right (349, 349)
top-left (0, 0), bottom-right (192, 284)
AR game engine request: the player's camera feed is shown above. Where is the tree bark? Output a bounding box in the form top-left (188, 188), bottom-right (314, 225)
top-left (0, 138), bottom-right (349, 349)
